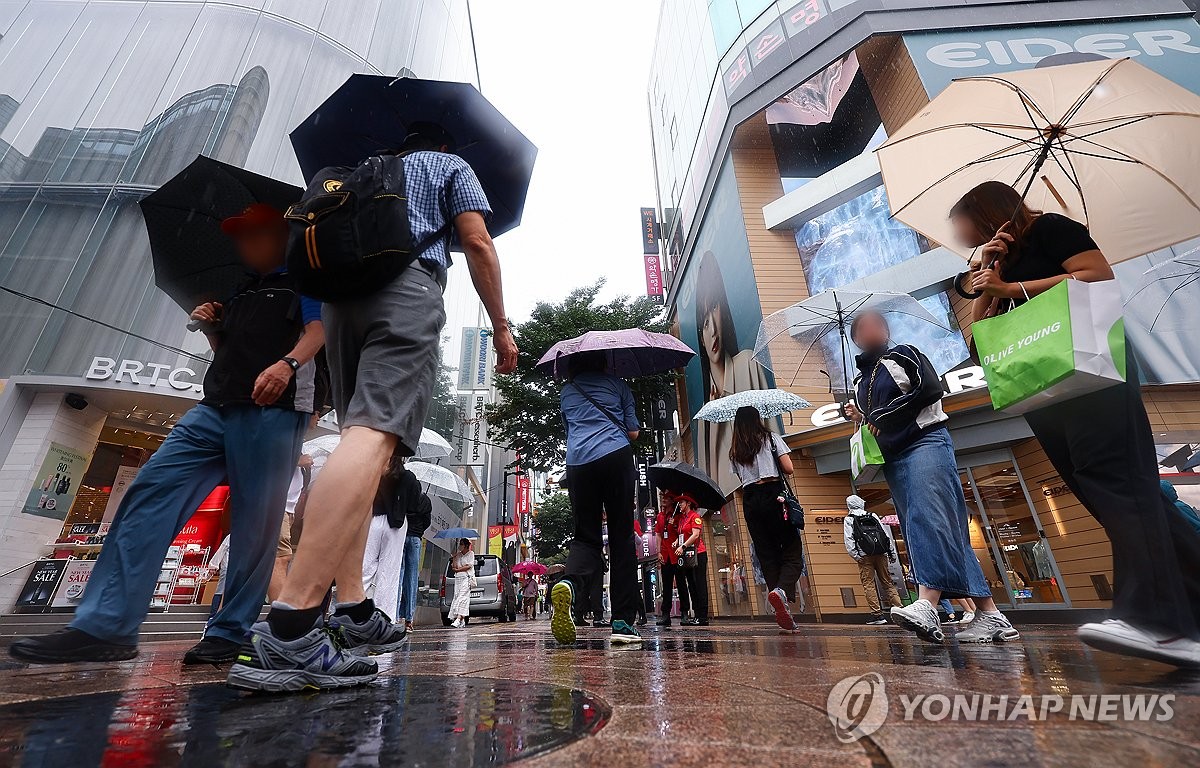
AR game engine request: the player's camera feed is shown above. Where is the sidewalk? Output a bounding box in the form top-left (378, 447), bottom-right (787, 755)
top-left (2, 619), bottom-right (1198, 766)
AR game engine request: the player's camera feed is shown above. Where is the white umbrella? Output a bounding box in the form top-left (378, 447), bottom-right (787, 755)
top-left (407, 460), bottom-right (474, 503)
top-left (694, 389), bottom-right (812, 423)
top-left (876, 58), bottom-right (1200, 263)
top-left (302, 428), bottom-right (453, 461)
top-left (753, 289), bottom-right (950, 389)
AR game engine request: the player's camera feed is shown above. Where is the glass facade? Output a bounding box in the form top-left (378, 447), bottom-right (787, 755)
top-left (0, 0), bottom-right (477, 380)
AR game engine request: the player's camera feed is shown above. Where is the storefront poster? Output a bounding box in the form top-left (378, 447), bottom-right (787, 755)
top-left (102, 465), bottom-right (140, 523)
top-left (15, 559), bottom-right (69, 608)
top-left (426, 495), bottom-right (465, 553)
top-left (23, 442), bottom-right (91, 520)
top-left (51, 559), bottom-right (96, 608)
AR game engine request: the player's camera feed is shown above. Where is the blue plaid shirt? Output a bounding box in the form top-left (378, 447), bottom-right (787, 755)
top-left (402, 151), bottom-right (492, 271)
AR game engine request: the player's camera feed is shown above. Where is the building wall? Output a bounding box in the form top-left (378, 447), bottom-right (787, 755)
top-left (0, 392), bottom-right (105, 608)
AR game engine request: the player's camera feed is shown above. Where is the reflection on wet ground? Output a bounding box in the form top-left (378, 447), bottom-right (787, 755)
top-left (2, 622), bottom-right (1199, 767)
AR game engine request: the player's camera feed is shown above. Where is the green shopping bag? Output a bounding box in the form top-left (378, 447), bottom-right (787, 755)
top-left (972, 279), bottom-right (1126, 413)
top-left (849, 425), bottom-right (886, 484)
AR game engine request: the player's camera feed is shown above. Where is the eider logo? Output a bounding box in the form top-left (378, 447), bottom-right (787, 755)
top-left (323, 179), bottom-right (343, 193)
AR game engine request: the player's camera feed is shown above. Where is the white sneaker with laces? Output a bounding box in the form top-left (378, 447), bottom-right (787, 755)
top-left (958, 611), bottom-right (976, 625)
top-left (955, 611), bottom-right (1020, 643)
top-left (1078, 619), bottom-right (1200, 668)
top-left (890, 599), bottom-right (944, 643)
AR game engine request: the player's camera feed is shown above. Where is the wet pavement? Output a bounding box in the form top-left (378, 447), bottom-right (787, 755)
top-left (1, 619), bottom-right (1198, 767)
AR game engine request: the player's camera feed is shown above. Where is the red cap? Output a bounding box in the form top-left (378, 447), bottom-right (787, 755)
top-left (221, 203), bottom-right (284, 236)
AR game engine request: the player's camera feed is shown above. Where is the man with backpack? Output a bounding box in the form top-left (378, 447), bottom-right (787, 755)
top-left (844, 494), bottom-right (902, 625)
top-left (227, 122), bottom-right (517, 692)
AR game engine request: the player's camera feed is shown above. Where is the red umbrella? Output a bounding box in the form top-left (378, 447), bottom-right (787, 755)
top-left (512, 561), bottom-right (547, 576)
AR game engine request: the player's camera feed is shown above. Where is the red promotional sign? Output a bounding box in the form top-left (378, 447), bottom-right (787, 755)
top-left (644, 254), bottom-right (664, 303)
top-left (514, 473), bottom-right (531, 529)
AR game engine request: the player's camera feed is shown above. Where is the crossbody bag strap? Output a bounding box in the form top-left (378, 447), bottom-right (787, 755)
top-left (767, 436), bottom-right (796, 496)
top-left (568, 383), bottom-right (634, 445)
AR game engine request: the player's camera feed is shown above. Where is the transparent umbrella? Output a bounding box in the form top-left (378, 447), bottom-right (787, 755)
top-left (303, 428), bottom-right (453, 461)
top-left (406, 461), bottom-right (473, 504)
top-left (1124, 247), bottom-right (1200, 332)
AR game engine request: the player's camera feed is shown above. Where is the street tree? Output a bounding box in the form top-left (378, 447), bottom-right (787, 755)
top-left (487, 280), bottom-right (673, 472)
top-left (530, 491), bottom-right (574, 562)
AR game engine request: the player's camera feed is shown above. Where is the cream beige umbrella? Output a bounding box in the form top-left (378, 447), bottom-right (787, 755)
top-left (876, 57), bottom-right (1200, 264)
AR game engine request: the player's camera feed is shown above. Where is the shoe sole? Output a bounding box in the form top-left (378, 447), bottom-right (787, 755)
top-left (346, 634), bottom-right (409, 657)
top-left (891, 610), bottom-right (945, 644)
top-left (1078, 626), bottom-right (1200, 668)
top-left (10, 644), bottom-right (138, 664)
top-left (610, 634), bottom-right (643, 645)
top-left (957, 628), bottom-right (1021, 644)
top-left (226, 663), bottom-right (378, 693)
top-left (767, 591), bottom-right (797, 632)
top-left (550, 583), bottom-right (576, 645)
top-left (182, 651), bottom-right (240, 665)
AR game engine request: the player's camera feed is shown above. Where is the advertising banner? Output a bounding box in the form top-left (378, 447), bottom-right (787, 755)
top-left (514, 473), bottom-right (531, 530)
top-left (640, 207), bottom-right (659, 254)
top-left (457, 327), bottom-right (494, 391)
top-left (102, 465), bottom-right (140, 523)
top-left (15, 559), bottom-right (69, 609)
top-left (451, 391), bottom-right (491, 473)
top-left (644, 254), bottom-right (664, 303)
top-left (51, 559), bottom-right (96, 608)
top-left (23, 442), bottom-right (91, 520)
top-left (426, 495), bottom-right (466, 553)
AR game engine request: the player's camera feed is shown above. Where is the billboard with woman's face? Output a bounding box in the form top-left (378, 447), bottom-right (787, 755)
top-left (677, 158), bottom-right (773, 496)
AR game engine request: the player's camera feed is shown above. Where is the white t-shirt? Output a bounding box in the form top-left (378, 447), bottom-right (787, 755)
top-left (730, 433), bottom-right (790, 486)
top-left (284, 467), bottom-right (305, 516)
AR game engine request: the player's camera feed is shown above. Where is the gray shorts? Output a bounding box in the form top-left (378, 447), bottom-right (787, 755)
top-left (321, 265), bottom-right (446, 456)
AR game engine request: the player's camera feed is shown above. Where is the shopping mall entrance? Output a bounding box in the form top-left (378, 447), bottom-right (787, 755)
top-left (858, 448), bottom-right (1070, 610)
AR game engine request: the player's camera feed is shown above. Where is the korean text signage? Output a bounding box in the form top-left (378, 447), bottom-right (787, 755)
top-left (24, 442), bottom-right (91, 520)
top-left (723, 0), bottom-right (828, 98)
top-left (457, 328), bottom-right (494, 391)
top-left (644, 254), bottom-right (664, 304)
top-left (904, 17), bottom-right (1200, 96)
top-left (640, 207), bottom-right (659, 254)
top-left (514, 472), bottom-right (531, 529)
top-left (85, 356), bottom-right (204, 394)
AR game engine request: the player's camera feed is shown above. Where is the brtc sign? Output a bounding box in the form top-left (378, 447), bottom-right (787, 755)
top-left (85, 356), bottom-right (203, 393)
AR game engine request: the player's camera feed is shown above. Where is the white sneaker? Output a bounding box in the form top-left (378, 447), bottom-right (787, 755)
top-left (958, 611), bottom-right (976, 625)
top-left (890, 599), bottom-right (944, 643)
top-left (1078, 619), bottom-right (1200, 668)
top-left (955, 611), bottom-right (1019, 643)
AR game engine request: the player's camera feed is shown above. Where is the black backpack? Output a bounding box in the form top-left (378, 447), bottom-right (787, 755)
top-left (285, 154), bottom-right (449, 302)
top-left (851, 513), bottom-right (891, 558)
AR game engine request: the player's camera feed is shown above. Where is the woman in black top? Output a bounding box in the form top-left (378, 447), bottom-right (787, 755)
top-left (950, 181), bottom-right (1200, 668)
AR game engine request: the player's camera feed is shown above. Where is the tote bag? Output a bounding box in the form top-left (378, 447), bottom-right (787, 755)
top-left (849, 425), bottom-right (886, 484)
top-left (972, 279), bottom-right (1125, 414)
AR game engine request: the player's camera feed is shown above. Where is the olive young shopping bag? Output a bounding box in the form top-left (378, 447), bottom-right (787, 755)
top-left (849, 425), bottom-right (886, 484)
top-left (972, 279), bottom-right (1126, 414)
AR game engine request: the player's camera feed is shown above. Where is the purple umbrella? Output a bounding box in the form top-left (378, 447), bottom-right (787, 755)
top-left (535, 329), bottom-right (695, 379)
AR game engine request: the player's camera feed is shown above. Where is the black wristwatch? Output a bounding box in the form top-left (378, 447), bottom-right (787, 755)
top-left (281, 356), bottom-right (300, 374)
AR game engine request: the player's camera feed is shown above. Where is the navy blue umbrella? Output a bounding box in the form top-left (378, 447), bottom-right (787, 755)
top-left (289, 75), bottom-right (536, 237)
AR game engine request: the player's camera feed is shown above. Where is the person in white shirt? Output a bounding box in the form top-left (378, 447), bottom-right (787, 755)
top-left (843, 495), bottom-right (902, 625)
top-left (268, 454), bottom-right (312, 601)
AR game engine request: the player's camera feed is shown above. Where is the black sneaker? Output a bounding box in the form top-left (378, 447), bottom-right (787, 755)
top-left (592, 619), bottom-right (611, 628)
top-left (331, 607), bottom-right (408, 656)
top-left (681, 617), bottom-right (700, 626)
top-left (9, 628), bottom-right (137, 664)
top-left (183, 635), bottom-right (242, 665)
top-left (696, 618), bottom-right (710, 626)
top-left (227, 621), bottom-right (378, 693)
top-left (655, 617), bottom-right (672, 627)
top-left (636, 617), bottom-right (648, 626)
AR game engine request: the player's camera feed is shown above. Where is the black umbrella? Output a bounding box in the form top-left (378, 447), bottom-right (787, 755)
top-left (288, 75), bottom-right (536, 238)
top-left (647, 462), bottom-right (727, 512)
top-left (139, 156), bottom-right (302, 311)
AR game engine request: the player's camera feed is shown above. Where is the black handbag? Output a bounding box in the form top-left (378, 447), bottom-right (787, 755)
top-left (769, 439), bottom-right (805, 531)
top-left (680, 545), bottom-right (699, 569)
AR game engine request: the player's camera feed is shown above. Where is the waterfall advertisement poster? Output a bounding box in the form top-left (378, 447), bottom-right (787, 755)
top-left (23, 442), bottom-right (91, 520)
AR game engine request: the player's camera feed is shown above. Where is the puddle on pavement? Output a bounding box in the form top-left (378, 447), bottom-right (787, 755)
top-left (0, 675), bottom-right (608, 767)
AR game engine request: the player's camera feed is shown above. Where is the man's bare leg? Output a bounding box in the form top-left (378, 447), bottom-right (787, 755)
top-left (267, 556), bottom-right (291, 602)
top-left (277, 426), bottom-right (395, 609)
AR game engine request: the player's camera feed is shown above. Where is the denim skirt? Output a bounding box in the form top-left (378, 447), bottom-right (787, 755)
top-left (882, 428), bottom-right (991, 599)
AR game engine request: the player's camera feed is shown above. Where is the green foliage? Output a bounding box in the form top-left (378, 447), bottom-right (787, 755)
top-left (486, 281), bottom-right (674, 472)
top-left (530, 491), bottom-right (574, 561)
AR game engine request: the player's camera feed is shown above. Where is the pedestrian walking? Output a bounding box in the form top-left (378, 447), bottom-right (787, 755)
top-left (396, 492), bottom-right (432, 632)
top-left (550, 350), bottom-right (643, 646)
top-left (843, 495), bottom-right (902, 625)
top-left (846, 311), bottom-right (1017, 645)
top-left (269, 453), bottom-right (314, 601)
top-left (672, 494), bottom-right (710, 626)
top-left (522, 577), bottom-right (539, 620)
top-left (950, 181), bottom-right (1200, 666)
top-left (655, 492), bottom-right (691, 626)
top-left (226, 122), bottom-right (518, 692)
top-left (362, 461), bottom-right (421, 623)
top-left (11, 204), bottom-right (323, 666)
top-left (728, 406), bottom-right (805, 632)
top-left (447, 539), bottom-right (476, 629)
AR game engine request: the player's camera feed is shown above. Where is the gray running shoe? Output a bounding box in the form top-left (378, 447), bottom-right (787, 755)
top-left (332, 607), bottom-right (409, 656)
top-left (955, 611), bottom-right (1020, 644)
top-left (890, 599), bottom-right (944, 644)
top-left (227, 621), bottom-right (378, 693)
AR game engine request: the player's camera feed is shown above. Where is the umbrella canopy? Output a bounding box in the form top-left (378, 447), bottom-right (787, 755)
top-left (876, 58), bottom-right (1200, 263)
top-left (303, 428), bottom-right (452, 461)
top-left (512, 561), bottom-right (547, 576)
top-left (753, 289), bottom-right (950, 388)
top-left (545, 564), bottom-right (567, 576)
top-left (535, 329), bottom-right (696, 379)
top-left (433, 527), bottom-right (480, 540)
top-left (289, 75), bottom-right (536, 238)
top-left (694, 389), bottom-right (812, 423)
top-left (407, 460), bottom-right (474, 503)
top-left (139, 155), bottom-right (302, 311)
top-left (647, 461), bottom-right (727, 511)
top-left (1123, 247), bottom-right (1200, 332)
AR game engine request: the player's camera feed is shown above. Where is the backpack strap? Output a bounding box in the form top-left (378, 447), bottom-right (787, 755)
top-left (567, 382), bottom-right (634, 445)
